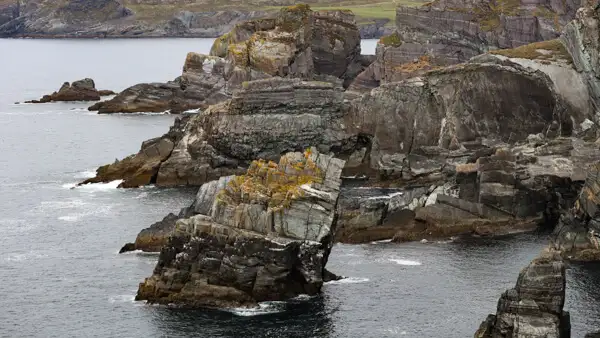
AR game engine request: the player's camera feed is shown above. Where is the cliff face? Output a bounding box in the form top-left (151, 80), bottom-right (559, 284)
top-left (135, 150), bottom-right (345, 308)
top-left (391, 0), bottom-right (581, 65)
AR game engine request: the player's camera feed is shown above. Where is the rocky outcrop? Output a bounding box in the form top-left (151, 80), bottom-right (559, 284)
top-left (135, 150), bottom-right (345, 308)
top-left (475, 249), bottom-right (571, 338)
top-left (82, 77), bottom-right (361, 187)
top-left (80, 115), bottom-right (190, 188)
top-left (119, 175), bottom-right (234, 253)
top-left (349, 33), bottom-right (443, 92)
top-left (394, 0), bottom-right (580, 65)
top-left (25, 78), bottom-right (113, 103)
top-left (562, 1), bottom-right (600, 118)
top-left (89, 6), bottom-right (369, 114)
top-left (553, 161), bottom-right (600, 261)
top-left (89, 53), bottom-right (229, 114)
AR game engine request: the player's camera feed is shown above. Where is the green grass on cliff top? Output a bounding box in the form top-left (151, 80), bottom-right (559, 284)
top-left (125, 1), bottom-right (426, 25)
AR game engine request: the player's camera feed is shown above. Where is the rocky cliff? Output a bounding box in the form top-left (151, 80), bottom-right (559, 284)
top-left (135, 149), bottom-right (345, 308)
top-left (392, 0), bottom-right (581, 65)
top-left (475, 249), bottom-right (571, 337)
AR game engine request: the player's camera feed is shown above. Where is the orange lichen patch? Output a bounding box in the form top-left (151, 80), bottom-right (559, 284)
top-left (216, 150), bottom-right (324, 210)
top-left (456, 163), bottom-right (478, 173)
top-left (393, 55), bottom-right (439, 73)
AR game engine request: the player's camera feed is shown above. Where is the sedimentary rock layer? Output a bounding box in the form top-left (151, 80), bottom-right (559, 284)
top-left (136, 150), bottom-right (345, 307)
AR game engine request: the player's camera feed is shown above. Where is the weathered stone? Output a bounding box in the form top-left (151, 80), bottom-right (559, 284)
top-left (554, 161), bottom-right (600, 261)
top-left (79, 115), bottom-right (189, 188)
top-left (26, 78), bottom-right (112, 103)
top-left (89, 54), bottom-right (229, 114)
top-left (395, 0), bottom-right (580, 65)
top-left (562, 2), bottom-right (600, 118)
top-left (475, 250), bottom-right (571, 338)
top-left (135, 150), bottom-right (345, 308)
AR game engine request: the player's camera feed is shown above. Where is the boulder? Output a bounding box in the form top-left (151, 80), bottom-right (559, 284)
top-left (475, 249), bottom-right (571, 338)
top-left (26, 78), bottom-right (113, 103)
top-left (135, 149), bottom-right (345, 308)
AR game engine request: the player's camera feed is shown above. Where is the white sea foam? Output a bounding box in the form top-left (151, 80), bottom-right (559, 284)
top-left (325, 277), bottom-right (370, 285)
top-left (389, 259), bottom-right (422, 266)
top-left (39, 199), bottom-right (87, 209)
top-left (370, 239), bottom-right (393, 244)
top-left (3, 251), bottom-right (48, 262)
top-left (291, 294), bottom-right (316, 301)
top-left (229, 302), bottom-right (285, 316)
top-left (65, 180), bottom-right (123, 191)
top-left (58, 215), bottom-right (80, 222)
top-left (108, 294), bottom-right (136, 304)
top-left (73, 170), bottom-right (97, 179)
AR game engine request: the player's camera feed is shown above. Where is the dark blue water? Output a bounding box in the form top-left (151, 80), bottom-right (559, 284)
top-left (1, 38), bottom-right (598, 338)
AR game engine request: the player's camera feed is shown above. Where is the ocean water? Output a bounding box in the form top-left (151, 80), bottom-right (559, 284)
top-left (0, 38), bottom-right (598, 338)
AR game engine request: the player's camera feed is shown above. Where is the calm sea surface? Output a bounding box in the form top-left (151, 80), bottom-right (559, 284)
top-left (0, 38), bottom-right (598, 337)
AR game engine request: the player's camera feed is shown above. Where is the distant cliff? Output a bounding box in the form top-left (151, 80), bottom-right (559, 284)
top-left (0, 0), bottom-right (399, 38)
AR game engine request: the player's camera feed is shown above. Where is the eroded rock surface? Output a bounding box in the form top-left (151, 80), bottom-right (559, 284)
top-left (554, 161), bottom-right (600, 261)
top-left (135, 150), bottom-right (344, 308)
top-left (475, 250), bottom-right (571, 338)
top-left (26, 78), bottom-right (112, 103)
top-left (395, 0), bottom-right (580, 65)
top-left (89, 5), bottom-right (369, 114)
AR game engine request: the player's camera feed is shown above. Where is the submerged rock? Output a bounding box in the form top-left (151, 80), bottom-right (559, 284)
top-left (475, 249), bottom-right (571, 338)
top-left (25, 78), bottom-right (112, 103)
top-left (135, 149), bottom-right (345, 308)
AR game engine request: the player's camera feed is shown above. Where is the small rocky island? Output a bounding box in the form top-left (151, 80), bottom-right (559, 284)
top-left (26, 78), bottom-right (115, 103)
top-left (136, 149), bottom-right (344, 307)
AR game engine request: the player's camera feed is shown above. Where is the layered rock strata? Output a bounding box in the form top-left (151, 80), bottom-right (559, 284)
top-left (475, 249), bottom-right (571, 337)
top-left (554, 161), bottom-right (600, 261)
top-left (135, 150), bottom-right (345, 307)
top-left (394, 0), bottom-right (580, 65)
top-left (88, 5), bottom-right (369, 114)
top-left (82, 77), bottom-right (358, 188)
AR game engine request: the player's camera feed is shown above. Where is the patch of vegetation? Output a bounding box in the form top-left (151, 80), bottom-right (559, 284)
top-left (490, 39), bottom-right (572, 63)
top-left (379, 31), bottom-right (402, 47)
top-left (473, 0), bottom-right (522, 31)
top-left (533, 5), bottom-right (561, 30)
top-left (393, 55), bottom-right (438, 72)
top-left (216, 149), bottom-right (325, 210)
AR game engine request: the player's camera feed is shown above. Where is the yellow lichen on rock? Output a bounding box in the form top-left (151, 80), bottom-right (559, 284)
top-left (216, 149), bottom-right (324, 210)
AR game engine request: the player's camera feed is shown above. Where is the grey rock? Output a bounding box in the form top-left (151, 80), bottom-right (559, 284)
top-left (475, 250), bottom-right (570, 338)
top-left (135, 150), bottom-right (345, 308)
